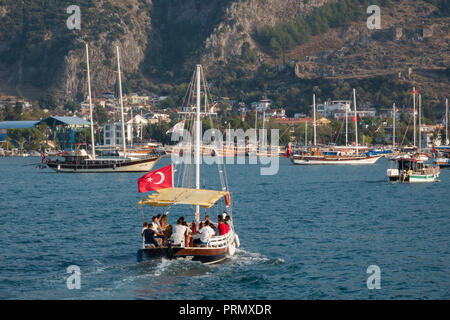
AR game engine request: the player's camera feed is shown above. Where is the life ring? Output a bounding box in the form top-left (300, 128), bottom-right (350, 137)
top-left (225, 193), bottom-right (231, 206)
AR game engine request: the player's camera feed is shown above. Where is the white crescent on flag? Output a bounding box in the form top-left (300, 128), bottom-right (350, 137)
top-left (153, 172), bottom-right (165, 185)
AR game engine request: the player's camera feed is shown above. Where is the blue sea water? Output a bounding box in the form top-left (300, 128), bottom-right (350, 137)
top-left (0, 156), bottom-right (449, 299)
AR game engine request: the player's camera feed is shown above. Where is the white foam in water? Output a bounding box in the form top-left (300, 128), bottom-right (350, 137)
top-left (228, 248), bottom-right (284, 266)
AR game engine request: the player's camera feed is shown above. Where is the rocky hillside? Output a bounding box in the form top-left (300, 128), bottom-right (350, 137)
top-left (0, 0), bottom-right (448, 109)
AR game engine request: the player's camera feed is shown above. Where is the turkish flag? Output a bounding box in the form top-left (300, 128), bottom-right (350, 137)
top-left (412, 90), bottom-right (419, 94)
top-left (352, 115), bottom-right (357, 122)
top-left (138, 164), bottom-right (173, 193)
top-left (285, 144), bottom-right (292, 158)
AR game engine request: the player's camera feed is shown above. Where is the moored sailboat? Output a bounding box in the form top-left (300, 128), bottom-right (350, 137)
top-left (291, 89), bottom-right (381, 165)
top-left (46, 45), bottom-right (160, 173)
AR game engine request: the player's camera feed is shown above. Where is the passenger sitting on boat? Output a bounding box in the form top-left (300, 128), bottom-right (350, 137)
top-left (193, 221), bottom-right (215, 246)
top-left (155, 214), bottom-right (163, 232)
top-left (151, 216), bottom-right (165, 246)
top-left (217, 216), bottom-right (230, 235)
top-left (160, 214), bottom-right (169, 232)
top-left (224, 216), bottom-right (234, 230)
top-left (151, 216), bottom-right (163, 236)
top-left (182, 221), bottom-right (192, 247)
top-left (143, 225), bottom-right (159, 247)
top-left (204, 215), bottom-right (216, 229)
top-left (141, 222), bottom-right (149, 237)
top-left (170, 218), bottom-right (188, 247)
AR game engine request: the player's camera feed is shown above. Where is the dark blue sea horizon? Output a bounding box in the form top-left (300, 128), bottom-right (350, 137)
top-left (0, 156), bottom-right (448, 299)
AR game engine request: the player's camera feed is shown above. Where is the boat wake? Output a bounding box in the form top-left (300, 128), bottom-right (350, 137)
top-left (224, 248), bottom-right (285, 266)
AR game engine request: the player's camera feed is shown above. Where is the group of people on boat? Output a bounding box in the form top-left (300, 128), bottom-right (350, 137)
top-left (141, 213), bottom-right (233, 248)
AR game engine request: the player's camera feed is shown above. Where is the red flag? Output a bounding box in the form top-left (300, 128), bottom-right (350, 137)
top-left (352, 115), bottom-right (357, 122)
top-left (285, 144), bottom-right (292, 158)
top-left (412, 90), bottom-right (418, 94)
top-left (138, 164), bottom-right (173, 193)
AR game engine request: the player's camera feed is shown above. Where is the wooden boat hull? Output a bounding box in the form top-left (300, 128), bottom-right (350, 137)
top-left (291, 155), bottom-right (381, 165)
top-left (141, 246), bottom-right (230, 264)
top-left (46, 156), bottom-right (160, 172)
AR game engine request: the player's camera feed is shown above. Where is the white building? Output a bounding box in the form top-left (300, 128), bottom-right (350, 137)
top-left (250, 99), bottom-right (271, 111)
top-left (103, 115), bottom-right (149, 146)
top-left (314, 100), bottom-right (351, 118)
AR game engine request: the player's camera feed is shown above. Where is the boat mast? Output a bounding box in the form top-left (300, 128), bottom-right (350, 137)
top-left (392, 103), bottom-right (396, 149)
top-left (446, 98), bottom-right (448, 145)
top-left (345, 101), bottom-right (348, 146)
top-left (195, 64), bottom-right (201, 222)
top-left (262, 108), bottom-right (265, 146)
top-left (353, 88), bottom-right (359, 156)
top-left (413, 87), bottom-right (416, 148)
top-left (305, 120), bottom-right (308, 147)
top-left (313, 94), bottom-right (317, 146)
top-left (85, 44), bottom-right (95, 159)
top-left (116, 46), bottom-right (127, 153)
top-left (418, 94), bottom-right (422, 152)
top-left (255, 109), bottom-right (258, 144)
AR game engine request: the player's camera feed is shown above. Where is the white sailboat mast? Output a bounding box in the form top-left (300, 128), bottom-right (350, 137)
top-left (446, 98), bottom-right (448, 145)
top-left (305, 121), bottom-right (308, 147)
top-left (345, 101), bottom-right (348, 146)
top-left (116, 46), bottom-right (127, 153)
top-left (353, 88), bottom-right (359, 156)
top-left (313, 94), bottom-right (317, 146)
top-left (85, 44), bottom-right (96, 159)
top-left (195, 64), bottom-right (201, 220)
top-left (262, 109), bottom-right (265, 146)
top-left (413, 87), bottom-right (416, 147)
top-left (392, 103), bottom-right (396, 149)
top-left (418, 94), bottom-right (422, 152)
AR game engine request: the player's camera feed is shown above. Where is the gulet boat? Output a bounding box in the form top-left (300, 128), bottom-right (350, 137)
top-left (136, 65), bottom-right (240, 264)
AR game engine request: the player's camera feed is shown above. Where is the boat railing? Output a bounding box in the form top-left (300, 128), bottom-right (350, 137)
top-left (206, 231), bottom-right (234, 248)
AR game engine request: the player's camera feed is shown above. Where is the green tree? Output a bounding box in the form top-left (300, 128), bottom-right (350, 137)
top-left (93, 105), bottom-right (109, 126)
top-left (64, 100), bottom-right (78, 113)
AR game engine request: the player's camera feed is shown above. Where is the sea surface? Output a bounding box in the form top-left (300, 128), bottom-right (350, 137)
top-left (0, 156), bottom-right (449, 299)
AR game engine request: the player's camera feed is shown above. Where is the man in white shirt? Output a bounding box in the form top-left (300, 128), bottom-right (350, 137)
top-left (194, 221), bottom-right (215, 246)
top-left (170, 218), bottom-right (188, 247)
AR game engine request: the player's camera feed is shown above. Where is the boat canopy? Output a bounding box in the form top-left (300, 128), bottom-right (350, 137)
top-left (138, 187), bottom-right (229, 208)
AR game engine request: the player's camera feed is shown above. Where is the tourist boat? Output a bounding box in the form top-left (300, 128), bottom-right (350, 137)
top-left (291, 89), bottom-right (381, 165)
top-left (433, 145), bottom-right (450, 168)
top-left (45, 45), bottom-right (161, 173)
top-left (136, 65), bottom-right (240, 264)
top-left (387, 156), bottom-right (440, 183)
